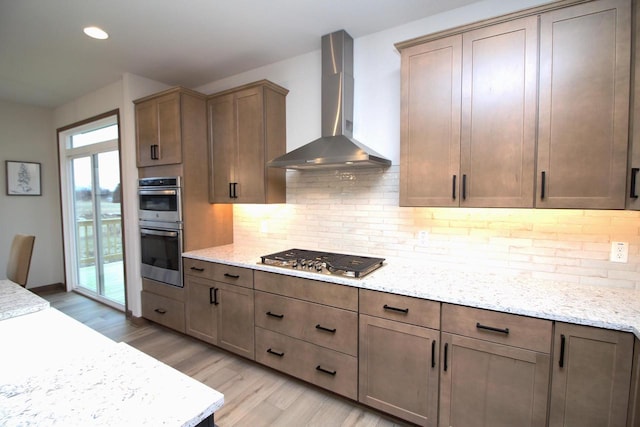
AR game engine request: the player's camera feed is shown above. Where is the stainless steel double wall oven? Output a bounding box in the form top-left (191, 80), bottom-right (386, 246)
top-left (138, 176), bottom-right (183, 287)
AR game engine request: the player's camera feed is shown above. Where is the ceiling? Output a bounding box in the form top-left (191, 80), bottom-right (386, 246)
top-left (0, 0), bottom-right (484, 108)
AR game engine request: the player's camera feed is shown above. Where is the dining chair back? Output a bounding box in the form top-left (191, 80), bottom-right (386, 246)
top-left (6, 234), bottom-right (35, 287)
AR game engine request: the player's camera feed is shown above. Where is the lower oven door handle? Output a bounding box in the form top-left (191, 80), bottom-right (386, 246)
top-left (138, 189), bottom-right (178, 196)
top-left (141, 228), bottom-right (178, 238)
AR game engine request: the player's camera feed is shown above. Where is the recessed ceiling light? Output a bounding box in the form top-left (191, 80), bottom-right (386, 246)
top-left (83, 26), bottom-right (109, 40)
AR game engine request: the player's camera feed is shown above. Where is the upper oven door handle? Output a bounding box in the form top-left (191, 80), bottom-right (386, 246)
top-left (140, 228), bottom-right (179, 238)
top-left (138, 189), bottom-right (178, 196)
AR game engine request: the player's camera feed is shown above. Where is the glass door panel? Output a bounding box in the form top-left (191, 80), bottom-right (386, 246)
top-left (72, 156), bottom-right (97, 294)
top-left (96, 151), bottom-right (124, 304)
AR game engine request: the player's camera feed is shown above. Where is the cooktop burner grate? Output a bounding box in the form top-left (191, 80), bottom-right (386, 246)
top-left (260, 248), bottom-right (385, 278)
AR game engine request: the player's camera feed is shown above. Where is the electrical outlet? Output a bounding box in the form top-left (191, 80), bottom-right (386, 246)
top-left (417, 230), bottom-right (429, 247)
top-left (610, 241), bottom-right (629, 263)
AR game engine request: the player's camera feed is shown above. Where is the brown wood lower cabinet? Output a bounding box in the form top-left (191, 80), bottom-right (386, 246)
top-left (549, 322), bottom-right (634, 427)
top-left (359, 314), bottom-right (439, 426)
top-left (439, 333), bottom-right (550, 427)
top-left (140, 278), bottom-right (185, 333)
top-left (184, 274), bottom-right (255, 360)
top-left (440, 303), bottom-right (552, 427)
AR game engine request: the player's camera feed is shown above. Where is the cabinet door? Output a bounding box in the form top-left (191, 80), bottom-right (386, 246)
top-left (234, 86), bottom-right (266, 204)
top-left (216, 281), bottom-right (255, 360)
top-left (537, 0), bottom-right (631, 208)
top-left (208, 93), bottom-right (236, 203)
top-left (185, 276), bottom-right (217, 344)
top-left (399, 35), bottom-right (462, 207)
top-left (439, 332), bottom-right (550, 427)
top-left (359, 314), bottom-right (439, 426)
top-left (627, 0), bottom-right (640, 209)
top-left (136, 92), bottom-right (182, 167)
top-left (460, 16), bottom-right (537, 207)
top-left (549, 323), bottom-right (633, 427)
top-left (156, 92), bottom-right (182, 165)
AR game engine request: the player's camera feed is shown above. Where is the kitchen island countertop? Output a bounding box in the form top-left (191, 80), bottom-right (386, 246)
top-left (0, 289), bottom-right (224, 426)
top-left (184, 243), bottom-right (640, 339)
top-left (0, 279), bottom-right (49, 320)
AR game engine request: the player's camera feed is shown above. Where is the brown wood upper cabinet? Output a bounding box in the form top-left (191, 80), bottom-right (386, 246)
top-left (398, 0), bottom-right (632, 210)
top-left (135, 88), bottom-right (195, 167)
top-left (399, 16), bottom-right (538, 207)
top-left (208, 80), bottom-right (288, 204)
top-left (537, 0), bottom-right (631, 209)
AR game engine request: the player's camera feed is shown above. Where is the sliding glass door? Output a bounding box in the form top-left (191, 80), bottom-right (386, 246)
top-left (58, 113), bottom-right (125, 309)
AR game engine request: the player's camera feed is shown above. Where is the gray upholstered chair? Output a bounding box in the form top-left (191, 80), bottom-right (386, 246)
top-left (6, 234), bottom-right (35, 287)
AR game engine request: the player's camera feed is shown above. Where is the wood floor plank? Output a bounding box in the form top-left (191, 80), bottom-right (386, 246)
top-left (33, 289), bottom-right (411, 427)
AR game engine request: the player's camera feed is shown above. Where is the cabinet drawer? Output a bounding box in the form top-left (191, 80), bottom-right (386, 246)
top-left (142, 278), bottom-right (184, 302)
top-left (359, 289), bottom-right (440, 329)
top-left (183, 258), bottom-right (253, 288)
top-left (141, 290), bottom-right (185, 333)
top-left (254, 270), bottom-right (357, 311)
top-left (442, 303), bottom-right (552, 353)
top-left (255, 327), bottom-right (357, 400)
top-left (255, 291), bottom-right (357, 356)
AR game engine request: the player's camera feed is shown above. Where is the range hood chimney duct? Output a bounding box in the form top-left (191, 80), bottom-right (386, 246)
top-left (268, 30), bottom-right (391, 170)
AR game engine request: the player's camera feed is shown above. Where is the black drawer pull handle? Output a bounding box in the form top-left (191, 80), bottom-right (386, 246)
top-left (315, 324), bottom-right (337, 333)
top-left (266, 311), bottom-right (284, 319)
top-left (541, 171), bottom-right (546, 200)
top-left (154, 308), bottom-right (167, 314)
top-left (267, 348), bottom-right (284, 357)
top-left (631, 168), bottom-right (639, 199)
top-left (316, 365), bottom-right (336, 376)
top-left (224, 273), bottom-right (240, 279)
top-left (444, 343), bottom-right (449, 372)
top-left (190, 266), bottom-right (205, 272)
top-left (431, 340), bottom-right (436, 368)
top-left (559, 334), bottom-right (566, 368)
top-left (383, 304), bottom-right (409, 314)
top-left (476, 322), bottom-right (509, 335)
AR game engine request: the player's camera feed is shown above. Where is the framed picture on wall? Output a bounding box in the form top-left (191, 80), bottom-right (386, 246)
top-left (6, 161), bottom-right (41, 196)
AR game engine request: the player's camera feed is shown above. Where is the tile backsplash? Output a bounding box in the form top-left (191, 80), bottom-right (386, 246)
top-left (233, 166), bottom-right (640, 290)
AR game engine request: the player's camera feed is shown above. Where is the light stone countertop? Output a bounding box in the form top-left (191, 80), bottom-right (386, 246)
top-left (184, 243), bottom-right (640, 339)
top-left (0, 279), bottom-right (49, 320)
top-left (0, 307), bottom-right (224, 426)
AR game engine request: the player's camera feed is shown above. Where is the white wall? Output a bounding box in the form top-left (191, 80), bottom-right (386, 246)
top-left (197, 0), bottom-right (556, 164)
top-left (0, 100), bottom-right (63, 288)
top-left (53, 74), bottom-right (169, 315)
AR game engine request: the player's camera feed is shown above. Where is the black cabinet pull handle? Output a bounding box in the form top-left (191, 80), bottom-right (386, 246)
top-left (190, 266), bottom-right (205, 272)
top-left (462, 174), bottom-right (467, 200)
top-left (431, 340), bottom-right (436, 368)
top-left (452, 175), bottom-right (457, 200)
top-left (444, 343), bottom-right (449, 372)
top-left (316, 365), bottom-right (337, 376)
top-left (267, 348), bottom-right (284, 357)
top-left (315, 324), bottom-right (337, 333)
top-left (211, 288), bottom-right (219, 305)
top-left (476, 322), bottom-right (509, 335)
top-left (154, 308), bottom-right (166, 314)
top-left (541, 171), bottom-right (546, 200)
top-left (559, 334), bottom-right (566, 368)
top-left (266, 311), bottom-right (284, 319)
top-left (383, 304), bottom-right (409, 314)
top-left (224, 273), bottom-right (240, 279)
top-left (631, 168), bottom-right (639, 199)
top-left (150, 145), bottom-right (155, 160)
top-left (228, 182), bottom-right (238, 199)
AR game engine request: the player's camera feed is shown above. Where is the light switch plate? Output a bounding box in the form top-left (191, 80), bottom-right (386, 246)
top-left (610, 241), bottom-right (629, 263)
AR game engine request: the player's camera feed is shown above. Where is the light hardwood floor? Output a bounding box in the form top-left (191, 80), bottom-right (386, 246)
top-left (34, 288), bottom-right (410, 427)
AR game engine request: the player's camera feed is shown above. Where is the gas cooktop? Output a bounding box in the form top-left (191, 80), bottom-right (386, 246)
top-left (260, 248), bottom-right (385, 278)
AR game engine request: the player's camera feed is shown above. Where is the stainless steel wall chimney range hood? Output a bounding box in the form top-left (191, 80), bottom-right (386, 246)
top-left (268, 30), bottom-right (391, 170)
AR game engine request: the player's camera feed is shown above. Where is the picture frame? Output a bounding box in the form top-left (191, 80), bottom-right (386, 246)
top-left (6, 161), bottom-right (41, 196)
